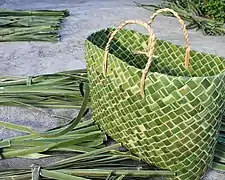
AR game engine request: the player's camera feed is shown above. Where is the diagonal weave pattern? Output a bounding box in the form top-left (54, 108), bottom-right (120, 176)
top-left (85, 22), bottom-right (225, 179)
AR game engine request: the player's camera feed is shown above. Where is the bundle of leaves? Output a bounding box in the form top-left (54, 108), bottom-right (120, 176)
top-left (168, 0), bottom-right (225, 22)
top-left (0, 69), bottom-right (88, 109)
top-left (135, 0), bottom-right (225, 35)
top-left (0, 8), bottom-right (69, 42)
top-left (0, 84), bottom-right (175, 179)
top-left (198, 0), bottom-right (225, 23)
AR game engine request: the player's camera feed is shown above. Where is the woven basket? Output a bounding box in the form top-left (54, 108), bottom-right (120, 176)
top-left (85, 8), bottom-right (225, 180)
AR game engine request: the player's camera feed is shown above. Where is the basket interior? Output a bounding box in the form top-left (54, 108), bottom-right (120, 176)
top-left (87, 28), bottom-right (225, 77)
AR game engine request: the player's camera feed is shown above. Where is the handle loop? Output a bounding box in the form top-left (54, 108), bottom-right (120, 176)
top-left (148, 8), bottom-right (190, 69)
top-left (103, 20), bottom-right (156, 97)
top-left (103, 9), bottom-right (191, 97)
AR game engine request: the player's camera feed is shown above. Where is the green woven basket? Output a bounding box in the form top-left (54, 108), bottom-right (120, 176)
top-left (85, 8), bottom-right (225, 180)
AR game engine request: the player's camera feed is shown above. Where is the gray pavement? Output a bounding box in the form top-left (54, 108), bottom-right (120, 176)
top-left (0, 0), bottom-right (225, 179)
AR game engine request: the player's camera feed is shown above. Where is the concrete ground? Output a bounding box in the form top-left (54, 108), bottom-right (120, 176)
top-left (0, 0), bottom-right (225, 179)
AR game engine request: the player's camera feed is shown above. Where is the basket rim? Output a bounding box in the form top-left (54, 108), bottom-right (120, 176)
top-left (85, 28), bottom-right (225, 79)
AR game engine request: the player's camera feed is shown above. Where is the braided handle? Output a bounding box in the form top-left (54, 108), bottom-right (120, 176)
top-left (148, 8), bottom-right (191, 69)
top-left (103, 20), bottom-right (156, 97)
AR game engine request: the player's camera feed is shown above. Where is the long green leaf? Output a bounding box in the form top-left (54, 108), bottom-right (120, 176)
top-left (40, 169), bottom-right (89, 180)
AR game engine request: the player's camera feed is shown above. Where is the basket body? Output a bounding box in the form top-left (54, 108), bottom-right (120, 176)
top-left (85, 28), bottom-right (225, 180)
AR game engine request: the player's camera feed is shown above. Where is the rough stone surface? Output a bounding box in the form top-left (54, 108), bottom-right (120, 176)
top-left (0, 0), bottom-right (225, 179)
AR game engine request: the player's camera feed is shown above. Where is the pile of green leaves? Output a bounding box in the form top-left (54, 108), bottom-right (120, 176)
top-left (169, 0), bottom-right (225, 22)
top-left (0, 69), bottom-right (88, 109)
top-left (0, 83), bottom-right (175, 179)
top-left (0, 8), bottom-right (69, 42)
top-left (195, 0), bottom-right (225, 23)
top-left (0, 143), bottom-right (175, 179)
top-left (135, 0), bottom-right (225, 35)
top-left (167, 0), bottom-right (225, 22)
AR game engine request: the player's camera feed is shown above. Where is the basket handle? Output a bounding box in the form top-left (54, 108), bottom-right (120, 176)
top-left (103, 20), bottom-right (156, 97)
top-left (148, 8), bottom-right (191, 69)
